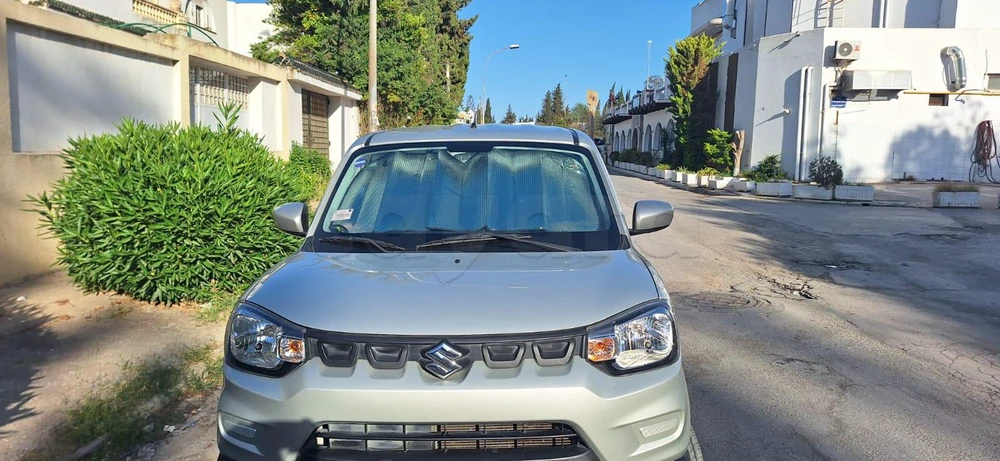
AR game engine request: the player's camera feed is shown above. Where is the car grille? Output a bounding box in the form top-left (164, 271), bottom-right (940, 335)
top-left (302, 422), bottom-right (584, 458)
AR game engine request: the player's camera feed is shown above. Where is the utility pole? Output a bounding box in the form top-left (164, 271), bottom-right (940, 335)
top-left (368, 0), bottom-right (378, 132)
top-left (646, 40), bottom-right (652, 89)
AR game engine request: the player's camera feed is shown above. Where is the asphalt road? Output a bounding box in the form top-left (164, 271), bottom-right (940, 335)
top-left (611, 171), bottom-right (1000, 461)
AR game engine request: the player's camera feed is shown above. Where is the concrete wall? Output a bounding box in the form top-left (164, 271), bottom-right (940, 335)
top-left (226, 0), bottom-right (274, 57)
top-left (730, 26), bottom-right (1000, 183)
top-left (7, 22), bottom-right (176, 152)
top-left (1, 1), bottom-right (361, 286)
top-left (693, 0), bottom-right (725, 34)
top-left (941, 0), bottom-right (1000, 28)
top-left (820, 27), bottom-right (1000, 182)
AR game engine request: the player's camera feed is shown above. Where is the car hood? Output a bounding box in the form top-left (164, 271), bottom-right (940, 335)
top-left (243, 250), bottom-right (659, 336)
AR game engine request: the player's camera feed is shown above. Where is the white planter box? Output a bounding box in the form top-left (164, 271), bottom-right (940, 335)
top-left (834, 185), bottom-right (874, 201)
top-left (646, 167), bottom-right (656, 176)
top-left (657, 169), bottom-right (668, 179)
top-left (681, 173), bottom-right (699, 186)
top-left (755, 182), bottom-right (793, 197)
top-left (793, 184), bottom-right (834, 200)
top-left (933, 192), bottom-right (980, 208)
top-left (698, 175), bottom-right (712, 187)
top-left (663, 170), bottom-right (675, 181)
top-left (709, 177), bottom-right (733, 190)
top-left (731, 180), bottom-right (755, 192)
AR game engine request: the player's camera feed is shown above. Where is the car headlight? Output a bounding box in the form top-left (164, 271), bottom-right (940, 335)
top-left (226, 303), bottom-right (306, 374)
top-left (586, 300), bottom-right (677, 374)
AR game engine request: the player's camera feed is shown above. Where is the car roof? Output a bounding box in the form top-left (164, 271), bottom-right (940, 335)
top-left (349, 123), bottom-right (594, 150)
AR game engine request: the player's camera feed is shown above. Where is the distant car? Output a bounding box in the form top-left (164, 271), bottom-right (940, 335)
top-left (217, 124), bottom-right (700, 461)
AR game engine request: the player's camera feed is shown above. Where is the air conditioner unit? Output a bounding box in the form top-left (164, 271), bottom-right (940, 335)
top-left (835, 40), bottom-right (861, 61)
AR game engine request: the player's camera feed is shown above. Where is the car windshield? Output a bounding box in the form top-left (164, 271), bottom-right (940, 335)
top-left (312, 143), bottom-right (622, 252)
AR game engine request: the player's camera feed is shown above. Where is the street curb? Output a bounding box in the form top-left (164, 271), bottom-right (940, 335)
top-left (609, 166), bottom-right (921, 208)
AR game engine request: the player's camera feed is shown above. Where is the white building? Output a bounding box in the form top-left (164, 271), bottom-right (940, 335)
top-left (693, 0), bottom-right (1000, 182)
top-left (601, 83), bottom-right (676, 162)
top-left (1, 0), bottom-right (361, 285)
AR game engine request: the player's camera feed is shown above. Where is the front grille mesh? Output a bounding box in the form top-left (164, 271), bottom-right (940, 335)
top-left (309, 422), bottom-right (580, 453)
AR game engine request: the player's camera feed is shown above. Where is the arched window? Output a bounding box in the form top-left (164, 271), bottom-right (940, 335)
top-left (654, 123), bottom-right (662, 151)
top-left (632, 128), bottom-right (639, 150)
top-left (645, 125), bottom-right (653, 151)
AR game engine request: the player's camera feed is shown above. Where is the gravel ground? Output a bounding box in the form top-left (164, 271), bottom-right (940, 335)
top-left (158, 171), bottom-right (1000, 461)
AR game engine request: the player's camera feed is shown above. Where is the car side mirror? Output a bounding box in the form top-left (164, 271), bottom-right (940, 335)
top-left (273, 202), bottom-right (309, 237)
top-left (630, 200), bottom-right (674, 235)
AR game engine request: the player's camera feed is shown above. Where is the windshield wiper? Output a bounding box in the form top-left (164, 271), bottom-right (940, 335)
top-left (416, 231), bottom-right (577, 252)
top-left (317, 235), bottom-right (406, 252)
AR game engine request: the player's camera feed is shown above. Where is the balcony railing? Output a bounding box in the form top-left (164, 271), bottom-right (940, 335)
top-left (133, 0), bottom-right (185, 26)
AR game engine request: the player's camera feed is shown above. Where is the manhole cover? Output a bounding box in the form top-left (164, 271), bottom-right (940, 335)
top-left (673, 292), bottom-right (771, 312)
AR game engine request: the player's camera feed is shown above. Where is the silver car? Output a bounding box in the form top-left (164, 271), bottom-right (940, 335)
top-left (217, 124), bottom-right (701, 461)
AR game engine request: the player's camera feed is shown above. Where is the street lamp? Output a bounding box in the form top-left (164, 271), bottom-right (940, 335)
top-left (481, 44), bottom-right (520, 124)
top-left (646, 40), bottom-right (652, 89)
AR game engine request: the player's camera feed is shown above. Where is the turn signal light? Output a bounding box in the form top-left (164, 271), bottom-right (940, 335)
top-left (587, 337), bottom-right (615, 362)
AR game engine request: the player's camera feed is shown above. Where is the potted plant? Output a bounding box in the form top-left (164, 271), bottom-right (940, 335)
top-left (932, 183), bottom-right (981, 208)
top-left (834, 181), bottom-right (875, 201)
top-left (655, 164), bottom-right (673, 180)
top-left (794, 156), bottom-right (840, 200)
top-left (676, 167), bottom-right (698, 186)
top-left (731, 177), bottom-right (756, 192)
top-left (750, 155), bottom-right (792, 197)
top-left (696, 167), bottom-right (721, 188)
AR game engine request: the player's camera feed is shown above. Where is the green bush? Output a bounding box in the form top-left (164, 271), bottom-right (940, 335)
top-left (745, 154), bottom-right (788, 182)
top-left (703, 128), bottom-right (733, 174)
top-left (696, 167), bottom-right (721, 177)
top-left (637, 151), bottom-right (655, 167)
top-left (618, 149), bottom-right (639, 163)
top-left (27, 105), bottom-right (305, 304)
top-left (288, 143), bottom-right (332, 201)
top-left (655, 163), bottom-right (672, 170)
top-left (807, 156), bottom-right (843, 189)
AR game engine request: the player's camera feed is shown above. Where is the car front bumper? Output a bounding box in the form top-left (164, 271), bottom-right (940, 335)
top-left (217, 356), bottom-right (693, 461)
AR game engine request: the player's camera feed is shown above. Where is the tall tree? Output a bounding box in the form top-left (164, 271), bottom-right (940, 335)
top-left (501, 104), bottom-right (517, 124)
top-left (537, 90), bottom-right (554, 124)
top-left (251, 0), bottom-right (477, 131)
top-left (551, 84), bottom-right (566, 126)
top-left (518, 114), bottom-right (534, 123)
top-left (665, 35), bottom-right (722, 168)
top-left (462, 95), bottom-right (476, 113)
top-left (484, 98), bottom-right (495, 123)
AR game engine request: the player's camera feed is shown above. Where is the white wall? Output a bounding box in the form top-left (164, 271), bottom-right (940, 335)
top-left (288, 84), bottom-right (304, 145)
top-left (226, 0), bottom-right (274, 57)
top-left (820, 27), bottom-right (1000, 182)
top-left (247, 79), bottom-right (279, 150)
top-left (692, 0), bottom-right (725, 34)
top-left (6, 22), bottom-right (175, 152)
top-left (942, 0), bottom-right (1000, 28)
top-left (741, 30), bottom-right (826, 176)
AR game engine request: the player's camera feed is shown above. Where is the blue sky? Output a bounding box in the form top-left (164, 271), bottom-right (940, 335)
top-left (460, 0), bottom-right (697, 119)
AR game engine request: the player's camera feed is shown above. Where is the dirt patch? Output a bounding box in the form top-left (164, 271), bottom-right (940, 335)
top-left (0, 272), bottom-right (227, 460)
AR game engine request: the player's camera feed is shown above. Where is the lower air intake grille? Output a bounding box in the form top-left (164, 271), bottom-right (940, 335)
top-left (304, 422), bottom-right (583, 457)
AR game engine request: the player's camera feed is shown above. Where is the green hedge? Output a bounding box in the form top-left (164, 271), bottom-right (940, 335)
top-left (28, 107), bottom-right (306, 304)
top-left (288, 143), bottom-right (332, 201)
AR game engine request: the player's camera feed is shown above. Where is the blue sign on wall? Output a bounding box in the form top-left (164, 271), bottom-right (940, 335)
top-left (831, 96), bottom-right (848, 109)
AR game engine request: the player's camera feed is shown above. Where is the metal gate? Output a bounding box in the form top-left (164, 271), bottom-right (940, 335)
top-left (302, 90), bottom-right (330, 155)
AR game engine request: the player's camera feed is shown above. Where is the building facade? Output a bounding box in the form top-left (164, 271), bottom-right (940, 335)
top-left (601, 82), bottom-right (676, 163)
top-left (1, 0), bottom-right (362, 285)
top-left (694, 0), bottom-right (1000, 182)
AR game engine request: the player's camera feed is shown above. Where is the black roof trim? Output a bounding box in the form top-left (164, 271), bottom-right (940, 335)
top-left (273, 55), bottom-right (359, 93)
top-left (567, 128), bottom-right (580, 145)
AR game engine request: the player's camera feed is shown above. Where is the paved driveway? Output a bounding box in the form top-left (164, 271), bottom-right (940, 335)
top-left (613, 172), bottom-right (1000, 460)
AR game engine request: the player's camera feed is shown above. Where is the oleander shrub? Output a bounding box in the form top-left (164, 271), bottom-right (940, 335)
top-left (27, 104), bottom-right (305, 304)
top-left (288, 143), bottom-right (332, 201)
top-left (744, 154), bottom-right (788, 182)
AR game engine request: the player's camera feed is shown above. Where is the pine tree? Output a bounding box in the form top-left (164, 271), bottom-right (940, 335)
top-left (501, 104), bottom-right (517, 124)
top-left (551, 84), bottom-right (566, 126)
top-left (518, 115), bottom-right (534, 123)
top-left (537, 91), bottom-right (554, 124)
top-left (484, 98), bottom-right (495, 123)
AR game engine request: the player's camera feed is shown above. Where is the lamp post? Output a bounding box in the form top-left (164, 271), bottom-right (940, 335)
top-left (481, 44), bottom-right (520, 124)
top-left (646, 40), bottom-right (652, 89)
